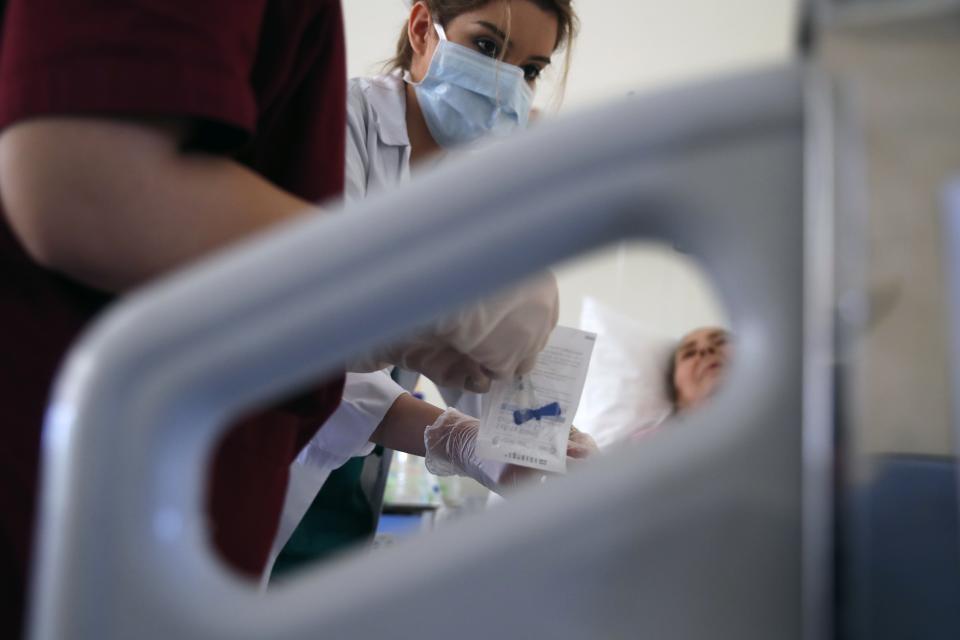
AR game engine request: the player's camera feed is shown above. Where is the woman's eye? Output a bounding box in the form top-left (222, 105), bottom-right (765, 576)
top-left (523, 65), bottom-right (542, 82)
top-left (682, 351), bottom-right (695, 360)
top-left (474, 37), bottom-right (500, 58)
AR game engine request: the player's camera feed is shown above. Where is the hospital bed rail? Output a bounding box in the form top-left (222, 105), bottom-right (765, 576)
top-left (27, 65), bottom-right (808, 639)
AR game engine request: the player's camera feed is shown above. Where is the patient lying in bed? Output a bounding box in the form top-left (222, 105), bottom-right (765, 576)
top-left (575, 298), bottom-right (732, 447)
top-left (620, 326), bottom-right (731, 443)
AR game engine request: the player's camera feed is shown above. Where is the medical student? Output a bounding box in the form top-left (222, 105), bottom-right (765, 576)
top-left (0, 0), bottom-right (560, 633)
top-left (269, 0), bottom-right (588, 577)
top-left (348, 0), bottom-right (577, 414)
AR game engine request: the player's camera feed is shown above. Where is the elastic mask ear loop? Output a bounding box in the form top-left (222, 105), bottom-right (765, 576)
top-left (403, 22), bottom-right (448, 86)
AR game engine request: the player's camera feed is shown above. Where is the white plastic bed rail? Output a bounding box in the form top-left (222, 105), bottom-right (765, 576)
top-left (28, 65), bottom-right (806, 639)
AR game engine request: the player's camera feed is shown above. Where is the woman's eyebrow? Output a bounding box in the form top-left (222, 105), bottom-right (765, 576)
top-left (476, 20), bottom-right (512, 49)
top-left (475, 20), bottom-right (553, 65)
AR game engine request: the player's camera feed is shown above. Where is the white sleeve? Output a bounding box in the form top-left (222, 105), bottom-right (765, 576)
top-left (296, 370), bottom-right (407, 466)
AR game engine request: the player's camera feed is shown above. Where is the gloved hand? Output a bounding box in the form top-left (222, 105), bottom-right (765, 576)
top-left (567, 426), bottom-right (599, 460)
top-left (423, 408), bottom-right (597, 494)
top-left (348, 273), bottom-right (559, 392)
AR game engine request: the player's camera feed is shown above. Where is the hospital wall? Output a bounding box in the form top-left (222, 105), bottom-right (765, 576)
top-left (343, 0), bottom-right (798, 336)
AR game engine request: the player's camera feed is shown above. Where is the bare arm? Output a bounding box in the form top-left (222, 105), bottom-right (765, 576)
top-left (369, 393), bottom-right (444, 456)
top-left (0, 117), bottom-right (315, 292)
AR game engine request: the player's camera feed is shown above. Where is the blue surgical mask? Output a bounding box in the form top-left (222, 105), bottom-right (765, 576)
top-left (405, 23), bottom-right (534, 148)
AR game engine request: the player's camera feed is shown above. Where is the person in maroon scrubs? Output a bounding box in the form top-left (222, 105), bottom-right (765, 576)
top-left (0, 1), bottom-right (351, 635)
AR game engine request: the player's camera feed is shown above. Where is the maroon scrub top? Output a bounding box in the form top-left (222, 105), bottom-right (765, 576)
top-left (0, 1), bottom-right (348, 634)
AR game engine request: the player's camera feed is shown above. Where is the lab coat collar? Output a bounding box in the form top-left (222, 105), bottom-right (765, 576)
top-left (363, 73), bottom-right (410, 148)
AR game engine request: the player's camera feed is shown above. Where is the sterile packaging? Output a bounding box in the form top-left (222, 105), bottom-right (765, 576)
top-left (478, 326), bottom-right (596, 473)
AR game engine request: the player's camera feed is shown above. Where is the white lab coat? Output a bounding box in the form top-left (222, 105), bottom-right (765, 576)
top-left (265, 74), bottom-right (482, 580)
top-left (342, 73), bottom-right (483, 415)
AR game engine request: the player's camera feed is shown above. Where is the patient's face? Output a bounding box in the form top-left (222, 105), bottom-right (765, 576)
top-left (673, 327), bottom-right (730, 411)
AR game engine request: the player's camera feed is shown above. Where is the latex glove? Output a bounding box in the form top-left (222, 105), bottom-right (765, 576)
top-left (423, 408), bottom-right (596, 494)
top-left (567, 426), bottom-right (599, 460)
top-left (430, 272), bottom-right (559, 380)
top-left (350, 339), bottom-right (492, 392)
top-left (349, 273), bottom-right (559, 392)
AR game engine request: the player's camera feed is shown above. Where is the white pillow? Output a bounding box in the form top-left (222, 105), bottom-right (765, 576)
top-left (574, 297), bottom-right (677, 448)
